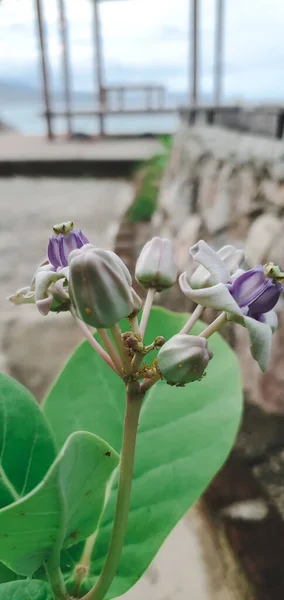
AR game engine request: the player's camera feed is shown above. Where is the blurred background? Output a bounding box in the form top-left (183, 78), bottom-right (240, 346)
top-left (2, 0), bottom-right (284, 137)
top-left (1, 1), bottom-right (284, 599)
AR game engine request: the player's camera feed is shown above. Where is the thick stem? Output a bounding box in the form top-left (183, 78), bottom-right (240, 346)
top-left (139, 288), bottom-right (155, 339)
top-left (199, 312), bottom-right (227, 338)
top-left (82, 384), bottom-right (143, 600)
top-left (71, 310), bottom-right (120, 376)
top-left (97, 328), bottom-right (123, 375)
top-left (45, 561), bottom-right (68, 600)
top-left (180, 304), bottom-right (204, 334)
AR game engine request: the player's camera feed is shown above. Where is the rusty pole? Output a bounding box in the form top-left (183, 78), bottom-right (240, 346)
top-left (191, 0), bottom-right (199, 105)
top-left (214, 0), bottom-right (224, 105)
top-left (58, 0), bottom-right (72, 136)
top-left (35, 0), bottom-right (53, 139)
top-left (93, 0), bottom-right (105, 136)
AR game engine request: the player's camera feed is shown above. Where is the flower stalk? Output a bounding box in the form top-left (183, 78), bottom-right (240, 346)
top-left (110, 324), bottom-right (132, 375)
top-left (97, 328), bottom-right (123, 375)
top-left (180, 304), bottom-right (204, 334)
top-left (140, 288), bottom-right (155, 338)
top-left (199, 312), bottom-right (227, 339)
top-left (71, 309), bottom-right (120, 375)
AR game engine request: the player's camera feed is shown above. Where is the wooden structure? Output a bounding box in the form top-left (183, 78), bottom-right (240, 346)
top-left (34, 0), bottom-right (226, 140)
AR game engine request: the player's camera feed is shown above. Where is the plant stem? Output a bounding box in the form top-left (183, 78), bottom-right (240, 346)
top-left (97, 328), bottom-right (123, 375)
top-left (128, 315), bottom-right (141, 336)
top-left (199, 312), bottom-right (227, 338)
top-left (110, 323), bottom-right (132, 375)
top-left (179, 304), bottom-right (204, 334)
top-left (45, 556), bottom-right (69, 600)
top-left (140, 288), bottom-right (155, 338)
top-left (71, 310), bottom-right (120, 376)
top-left (82, 383), bottom-right (143, 600)
top-left (141, 373), bottom-right (161, 393)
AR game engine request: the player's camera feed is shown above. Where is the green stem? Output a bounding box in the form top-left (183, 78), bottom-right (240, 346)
top-left (45, 560), bottom-right (69, 600)
top-left (82, 383), bottom-right (143, 600)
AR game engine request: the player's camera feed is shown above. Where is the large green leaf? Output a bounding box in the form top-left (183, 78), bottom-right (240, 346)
top-left (0, 431), bottom-right (118, 577)
top-left (43, 307), bottom-right (243, 598)
top-left (0, 580), bottom-right (50, 600)
top-left (0, 374), bottom-right (56, 508)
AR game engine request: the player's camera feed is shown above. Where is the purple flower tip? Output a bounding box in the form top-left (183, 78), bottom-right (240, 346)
top-left (48, 224), bottom-right (88, 269)
top-left (228, 265), bottom-right (282, 319)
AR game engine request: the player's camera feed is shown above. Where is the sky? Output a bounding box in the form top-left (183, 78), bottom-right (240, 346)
top-left (0, 0), bottom-right (284, 102)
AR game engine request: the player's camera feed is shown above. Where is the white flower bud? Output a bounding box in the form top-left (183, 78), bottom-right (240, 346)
top-left (157, 334), bottom-right (213, 385)
top-left (135, 237), bottom-right (177, 291)
top-left (68, 244), bottom-right (134, 328)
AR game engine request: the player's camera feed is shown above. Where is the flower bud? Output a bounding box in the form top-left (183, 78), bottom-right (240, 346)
top-left (135, 237), bottom-right (177, 291)
top-left (157, 334), bottom-right (213, 385)
top-left (68, 244), bottom-right (134, 328)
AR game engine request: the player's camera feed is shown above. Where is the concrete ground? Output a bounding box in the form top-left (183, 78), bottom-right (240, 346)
top-left (0, 135), bottom-right (162, 162)
top-left (0, 176), bottom-right (244, 600)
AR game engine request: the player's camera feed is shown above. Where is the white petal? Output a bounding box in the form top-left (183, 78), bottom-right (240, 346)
top-left (36, 294), bottom-right (53, 316)
top-left (244, 316), bottom-right (272, 372)
top-left (263, 310), bottom-right (278, 333)
top-left (8, 287), bottom-right (35, 305)
top-left (189, 264), bottom-right (212, 289)
top-left (34, 270), bottom-right (65, 302)
top-left (179, 273), bottom-right (243, 316)
top-left (190, 240), bottom-right (230, 284)
top-left (58, 266), bottom-right (70, 281)
top-left (218, 246), bottom-right (245, 274)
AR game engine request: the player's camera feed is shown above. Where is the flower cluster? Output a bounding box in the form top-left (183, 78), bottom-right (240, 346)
top-left (8, 223), bottom-right (283, 387)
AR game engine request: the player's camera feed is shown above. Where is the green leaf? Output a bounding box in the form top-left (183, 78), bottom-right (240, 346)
top-left (0, 562), bottom-right (20, 584)
top-left (0, 431), bottom-right (119, 576)
top-left (43, 307), bottom-right (243, 598)
top-left (0, 579), bottom-right (50, 600)
top-left (0, 374), bottom-right (56, 508)
top-left (44, 346), bottom-right (125, 453)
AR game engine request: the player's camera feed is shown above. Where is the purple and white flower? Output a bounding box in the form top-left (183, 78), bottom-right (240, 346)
top-left (179, 240), bottom-right (282, 371)
top-left (8, 222), bottom-right (88, 316)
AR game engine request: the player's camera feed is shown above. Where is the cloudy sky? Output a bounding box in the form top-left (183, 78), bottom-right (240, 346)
top-left (0, 0), bottom-right (284, 102)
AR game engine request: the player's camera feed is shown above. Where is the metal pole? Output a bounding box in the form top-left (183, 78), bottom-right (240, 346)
top-left (35, 0), bottom-right (53, 139)
top-left (214, 0), bottom-right (224, 105)
top-left (58, 0), bottom-right (72, 136)
top-left (191, 0), bottom-right (199, 105)
top-left (93, 0), bottom-right (105, 136)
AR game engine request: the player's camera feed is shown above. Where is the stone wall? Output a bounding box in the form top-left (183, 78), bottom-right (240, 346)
top-left (154, 122), bottom-right (284, 415)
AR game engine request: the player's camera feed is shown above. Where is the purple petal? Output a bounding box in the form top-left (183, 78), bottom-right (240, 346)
top-left (249, 283), bottom-right (282, 316)
top-left (48, 236), bottom-right (62, 269)
top-left (229, 266), bottom-right (265, 306)
top-left (59, 234), bottom-right (68, 267)
top-left (77, 229), bottom-right (89, 245)
top-left (59, 229), bottom-right (88, 267)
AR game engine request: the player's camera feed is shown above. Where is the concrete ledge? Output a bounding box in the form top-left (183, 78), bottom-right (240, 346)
top-left (0, 135), bottom-right (163, 178)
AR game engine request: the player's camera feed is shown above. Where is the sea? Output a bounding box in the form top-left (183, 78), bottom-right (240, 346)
top-left (0, 96), bottom-right (179, 136)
